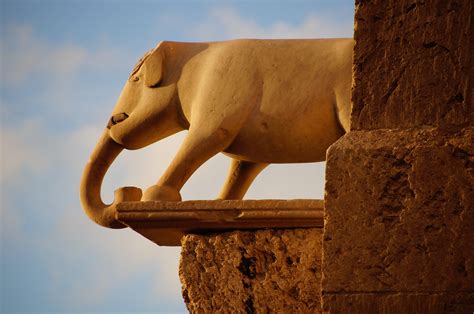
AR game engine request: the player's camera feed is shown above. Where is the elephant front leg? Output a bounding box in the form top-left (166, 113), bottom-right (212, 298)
top-left (141, 127), bottom-right (235, 201)
top-left (218, 159), bottom-right (268, 200)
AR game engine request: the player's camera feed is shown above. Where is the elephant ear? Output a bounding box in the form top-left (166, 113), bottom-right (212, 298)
top-left (143, 43), bottom-right (165, 87)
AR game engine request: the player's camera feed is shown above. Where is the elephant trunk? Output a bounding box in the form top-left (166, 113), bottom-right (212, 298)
top-left (80, 129), bottom-right (142, 229)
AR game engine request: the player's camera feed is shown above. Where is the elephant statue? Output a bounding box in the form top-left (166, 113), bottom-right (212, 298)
top-left (80, 39), bottom-right (354, 228)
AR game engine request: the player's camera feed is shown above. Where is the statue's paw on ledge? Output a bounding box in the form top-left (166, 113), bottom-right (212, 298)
top-left (141, 185), bottom-right (182, 202)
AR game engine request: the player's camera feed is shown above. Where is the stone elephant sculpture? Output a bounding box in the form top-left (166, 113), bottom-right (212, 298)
top-left (80, 39), bottom-right (354, 228)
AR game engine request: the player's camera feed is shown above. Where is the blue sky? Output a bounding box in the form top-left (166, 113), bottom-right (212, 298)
top-left (1, 0), bottom-right (354, 312)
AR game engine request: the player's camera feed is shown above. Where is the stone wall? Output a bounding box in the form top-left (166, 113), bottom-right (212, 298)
top-left (180, 229), bottom-right (322, 313)
top-left (323, 128), bottom-right (474, 312)
top-left (351, 0), bottom-right (473, 130)
top-left (323, 0), bottom-right (474, 312)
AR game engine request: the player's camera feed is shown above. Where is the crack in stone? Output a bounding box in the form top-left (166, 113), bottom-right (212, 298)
top-left (405, 2), bottom-right (417, 13)
top-left (238, 252), bottom-right (257, 279)
top-left (382, 65), bottom-right (407, 104)
top-left (244, 295), bottom-right (255, 314)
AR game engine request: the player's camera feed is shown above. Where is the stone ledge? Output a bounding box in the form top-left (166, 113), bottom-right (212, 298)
top-left (116, 199), bottom-right (323, 246)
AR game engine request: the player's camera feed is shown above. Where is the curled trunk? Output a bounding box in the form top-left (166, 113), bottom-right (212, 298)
top-left (80, 129), bottom-right (141, 228)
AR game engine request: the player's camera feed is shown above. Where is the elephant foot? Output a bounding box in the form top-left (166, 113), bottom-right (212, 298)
top-left (141, 185), bottom-right (182, 202)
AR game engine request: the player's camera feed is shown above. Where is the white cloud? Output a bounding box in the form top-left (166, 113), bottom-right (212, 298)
top-left (0, 118), bottom-right (50, 184)
top-left (191, 7), bottom-right (353, 40)
top-left (0, 25), bottom-right (87, 85)
top-left (0, 24), bottom-right (135, 132)
top-left (1, 24), bottom-right (132, 82)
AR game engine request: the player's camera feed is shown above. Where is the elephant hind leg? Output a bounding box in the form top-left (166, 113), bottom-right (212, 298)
top-left (218, 159), bottom-right (268, 200)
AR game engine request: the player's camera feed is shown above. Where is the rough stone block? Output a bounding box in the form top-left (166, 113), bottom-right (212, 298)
top-left (323, 127), bottom-right (474, 295)
top-left (180, 228), bottom-right (322, 313)
top-left (351, 0), bottom-right (473, 130)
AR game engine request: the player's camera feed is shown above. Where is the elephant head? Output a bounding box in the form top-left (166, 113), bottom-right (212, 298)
top-left (80, 42), bottom-right (188, 228)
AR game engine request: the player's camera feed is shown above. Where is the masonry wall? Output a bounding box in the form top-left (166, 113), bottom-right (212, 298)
top-left (322, 0), bottom-right (474, 312)
top-left (180, 229), bottom-right (322, 312)
top-left (351, 0), bottom-right (473, 130)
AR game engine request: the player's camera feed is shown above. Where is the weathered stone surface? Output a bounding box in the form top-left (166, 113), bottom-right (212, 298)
top-left (323, 127), bottom-right (474, 293)
top-left (180, 228), bottom-right (322, 313)
top-left (324, 1), bottom-right (474, 311)
top-left (323, 292), bottom-right (474, 314)
top-left (351, 0), bottom-right (473, 130)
